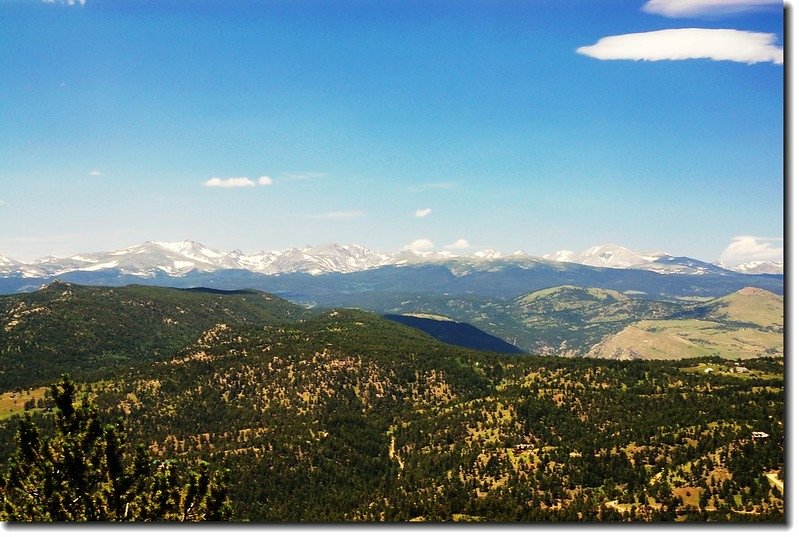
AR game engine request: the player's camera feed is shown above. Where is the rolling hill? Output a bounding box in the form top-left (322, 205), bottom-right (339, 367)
top-left (509, 285), bottom-right (684, 355)
top-left (0, 282), bottom-right (784, 521)
top-left (0, 281), bottom-right (309, 391)
top-left (0, 299), bottom-right (783, 521)
top-left (587, 288), bottom-right (783, 360)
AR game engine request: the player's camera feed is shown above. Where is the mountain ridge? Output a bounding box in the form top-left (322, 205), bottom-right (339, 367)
top-left (0, 240), bottom-right (782, 279)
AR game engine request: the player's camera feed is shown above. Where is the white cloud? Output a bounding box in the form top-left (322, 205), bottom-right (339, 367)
top-left (203, 177), bottom-right (256, 188)
top-left (0, 200), bottom-right (5, 207)
top-left (719, 235), bottom-right (783, 265)
top-left (89, 170), bottom-right (103, 177)
top-left (577, 28), bottom-right (783, 65)
top-left (414, 208), bottom-right (432, 218)
top-left (403, 238), bottom-right (435, 251)
top-left (445, 238), bottom-right (470, 250)
top-left (43, 0), bottom-right (86, 6)
top-left (298, 210), bottom-right (364, 220)
top-left (203, 176), bottom-right (273, 188)
top-left (642, 0), bottom-right (781, 17)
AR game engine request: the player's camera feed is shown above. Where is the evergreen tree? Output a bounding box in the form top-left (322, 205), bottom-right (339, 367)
top-left (0, 377), bottom-right (231, 521)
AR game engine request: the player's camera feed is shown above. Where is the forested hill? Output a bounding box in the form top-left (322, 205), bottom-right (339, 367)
top-left (0, 282), bottom-right (309, 391)
top-left (0, 283), bottom-right (784, 522)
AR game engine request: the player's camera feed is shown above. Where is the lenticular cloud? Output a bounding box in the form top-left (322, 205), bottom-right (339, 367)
top-left (577, 28), bottom-right (783, 65)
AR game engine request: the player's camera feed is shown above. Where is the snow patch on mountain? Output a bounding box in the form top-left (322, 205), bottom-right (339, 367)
top-left (716, 260), bottom-right (783, 275)
top-left (0, 255), bottom-right (18, 267)
top-left (78, 261), bottom-right (120, 272)
top-left (0, 240), bottom-right (784, 279)
top-left (474, 250), bottom-right (503, 260)
top-left (544, 244), bottom-right (735, 276)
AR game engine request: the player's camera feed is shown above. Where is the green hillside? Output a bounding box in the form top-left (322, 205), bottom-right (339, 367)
top-left (0, 283), bottom-right (784, 522)
top-left (0, 282), bottom-right (309, 391)
top-left (328, 285), bottom-right (783, 359)
top-left (509, 285), bottom-right (683, 355)
top-left (515, 285), bottom-right (629, 305)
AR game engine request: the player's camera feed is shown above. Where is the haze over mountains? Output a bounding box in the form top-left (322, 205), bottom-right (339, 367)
top-left (0, 240), bottom-right (782, 279)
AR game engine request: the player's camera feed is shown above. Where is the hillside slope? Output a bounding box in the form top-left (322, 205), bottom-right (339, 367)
top-left (683, 287), bottom-right (783, 328)
top-left (0, 290), bottom-right (784, 521)
top-left (509, 285), bottom-right (683, 355)
top-left (587, 288), bottom-right (783, 360)
top-left (0, 282), bottom-right (308, 390)
top-left (384, 313), bottom-right (524, 354)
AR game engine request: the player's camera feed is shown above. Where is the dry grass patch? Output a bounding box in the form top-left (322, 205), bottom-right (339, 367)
top-left (673, 486), bottom-right (703, 508)
top-left (0, 387), bottom-right (48, 420)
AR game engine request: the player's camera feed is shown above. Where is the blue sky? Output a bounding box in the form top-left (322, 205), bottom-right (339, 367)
top-left (0, 0), bottom-right (784, 264)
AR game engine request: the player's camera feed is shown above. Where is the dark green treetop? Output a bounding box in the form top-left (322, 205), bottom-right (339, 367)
top-left (0, 376), bottom-right (231, 522)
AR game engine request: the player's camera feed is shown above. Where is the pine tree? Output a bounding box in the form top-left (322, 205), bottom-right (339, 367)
top-left (0, 377), bottom-right (231, 521)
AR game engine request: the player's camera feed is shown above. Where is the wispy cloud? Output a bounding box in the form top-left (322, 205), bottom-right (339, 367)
top-left (408, 182), bottom-right (456, 193)
top-left (414, 208), bottom-right (433, 218)
top-left (282, 172), bottom-right (327, 181)
top-left (578, 28), bottom-right (782, 65)
top-left (0, 200), bottom-right (5, 207)
top-left (296, 210), bottom-right (365, 220)
top-left (642, 0), bottom-right (781, 18)
top-left (89, 170), bottom-right (103, 177)
top-left (445, 238), bottom-right (470, 250)
top-left (203, 176), bottom-right (273, 188)
top-left (403, 238), bottom-right (435, 251)
top-left (43, 0), bottom-right (86, 6)
top-left (719, 235), bottom-right (782, 265)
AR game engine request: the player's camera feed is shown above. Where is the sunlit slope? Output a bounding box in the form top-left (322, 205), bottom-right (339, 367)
top-left (510, 285), bottom-right (682, 355)
top-left (689, 287), bottom-right (783, 328)
top-left (587, 288), bottom-right (783, 360)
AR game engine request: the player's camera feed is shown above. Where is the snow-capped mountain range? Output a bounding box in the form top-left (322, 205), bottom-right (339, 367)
top-left (714, 260), bottom-right (783, 275)
top-left (543, 245), bottom-right (670, 269)
top-left (0, 241), bottom-right (783, 279)
top-left (543, 244), bottom-right (782, 276)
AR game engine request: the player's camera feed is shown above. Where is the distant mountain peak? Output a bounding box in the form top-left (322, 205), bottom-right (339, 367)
top-left (545, 244), bottom-right (661, 270)
top-left (0, 239), bottom-right (784, 280)
top-left (716, 260), bottom-right (783, 275)
top-left (543, 244), bottom-right (781, 276)
top-left (474, 250), bottom-right (502, 260)
top-left (0, 254), bottom-right (19, 267)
